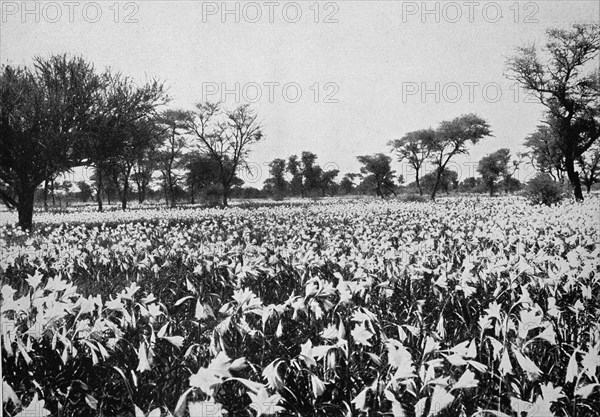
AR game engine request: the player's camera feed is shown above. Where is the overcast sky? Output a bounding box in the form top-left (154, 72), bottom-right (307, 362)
top-left (1, 1), bottom-right (598, 185)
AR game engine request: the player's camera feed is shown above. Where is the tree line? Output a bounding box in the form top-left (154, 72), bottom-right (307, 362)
top-left (0, 56), bottom-right (263, 230)
top-left (1, 24), bottom-right (598, 230)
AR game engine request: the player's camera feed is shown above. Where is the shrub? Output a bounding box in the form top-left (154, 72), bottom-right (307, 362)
top-left (401, 193), bottom-right (429, 203)
top-left (526, 173), bottom-right (565, 206)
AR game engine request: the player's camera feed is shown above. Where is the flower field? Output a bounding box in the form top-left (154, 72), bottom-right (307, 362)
top-left (1, 196), bottom-right (599, 417)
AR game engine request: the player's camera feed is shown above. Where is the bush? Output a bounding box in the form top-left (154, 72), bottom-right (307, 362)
top-left (401, 193), bottom-right (429, 203)
top-left (526, 173), bottom-right (565, 206)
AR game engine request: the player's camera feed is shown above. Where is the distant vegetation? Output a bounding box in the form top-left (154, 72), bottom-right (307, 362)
top-left (1, 23), bottom-right (599, 232)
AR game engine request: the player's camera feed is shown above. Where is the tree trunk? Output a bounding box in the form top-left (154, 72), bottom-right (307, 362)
top-left (169, 175), bottom-right (175, 208)
top-left (565, 156), bottom-right (584, 201)
top-left (222, 184), bottom-right (229, 207)
top-left (431, 168), bottom-right (443, 201)
top-left (17, 187), bottom-right (35, 231)
top-left (121, 180), bottom-right (129, 210)
top-left (415, 171), bottom-right (423, 195)
top-left (43, 179), bottom-right (49, 211)
top-left (163, 177), bottom-right (169, 206)
top-left (51, 178), bottom-right (56, 206)
top-left (190, 183), bottom-right (195, 204)
top-left (96, 167), bottom-right (103, 212)
top-left (222, 192), bottom-right (228, 207)
top-left (585, 183), bottom-right (592, 194)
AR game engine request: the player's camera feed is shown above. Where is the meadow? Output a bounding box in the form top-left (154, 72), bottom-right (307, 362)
top-left (1, 196), bottom-right (599, 417)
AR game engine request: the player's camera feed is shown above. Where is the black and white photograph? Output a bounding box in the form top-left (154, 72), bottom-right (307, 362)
top-left (1, 1), bottom-right (599, 416)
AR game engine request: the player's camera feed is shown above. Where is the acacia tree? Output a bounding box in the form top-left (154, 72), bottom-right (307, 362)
top-left (188, 103), bottom-right (263, 207)
top-left (86, 72), bottom-right (167, 211)
top-left (357, 154), bottom-right (396, 197)
top-left (184, 152), bottom-right (218, 204)
top-left (109, 118), bottom-right (165, 210)
top-left (296, 152), bottom-right (338, 197)
top-left (132, 145), bottom-right (159, 204)
top-left (316, 167), bottom-right (339, 197)
top-left (506, 23), bottom-right (600, 201)
top-left (264, 158), bottom-right (287, 199)
top-left (428, 114), bottom-right (492, 200)
top-left (340, 173), bottom-right (359, 195)
top-left (421, 170), bottom-right (458, 195)
top-left (91, 73), bottom-right (167, 210)
top-left (300, 152), bottom-right (320, 197)
top-left (157, 109), bottom-right (190, 207)
top-left (501, 152), bottom-right (523, 194)
top-left (0, 55), bottom-right (103, 230)
top-left (286, 155), bottom-right (303, 197)
top-left (478, 149), bottom-right (511, 196)
top-left (524, 125), bottom-right (566, 182)
top-left (389, 128), bottom-right (434, 195)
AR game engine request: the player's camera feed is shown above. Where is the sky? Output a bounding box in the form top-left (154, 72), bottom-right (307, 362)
top-left (1, 0), bottom-right (599, 186)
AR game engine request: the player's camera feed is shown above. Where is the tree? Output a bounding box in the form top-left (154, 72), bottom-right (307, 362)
top-left (357, 154), bottom-right (397, 197)
top-left (300, 152), bottom-right (320, 197)
top-left (89, 168), bottom-right (118, 206)
top-left (286, 155), bottom-right (303, 197)
top-left (76, 181), bottom-right (93, 202)
top-left (477, 149), bottom-right (511, 196)
top-left (105, 115), bottom-right (165, 210)
top-left (340, 173), bottom-right (359, 195)
top-left (132, 146), bottom-right (159, 204)
top-left (157, 109), bottom-right (190, 207)
top-left (184, 152), bottom-right (242, 205)
top-left (524, 125), bottom-right (566, 182)
top-left (87, 72), bottom-right (167, 211)
top-left (264, 158), bottom-right (287, 199)
top-left (316, 167), bottom-right (339, 197)
top-left (0, 55), bottom-right (103, 230)
top-left (421, 170), bottom-right (458, 195)
top-left (188, 103), bottom-right (263, 207)
top-left (506, 23), bottom-right (600, 201)
top-left (578, 143), bottom-right (600, 193)
top-left (185, 152), bottom-right (219, 203)
top-left (389, 128), bottom-right (434, 195)
top-left (500, 152), bottom-right (523, 194)
top-left (505, 177), bottom-right (523, 193)
top-left (296, 152), bottom-right (339, 197)
top-left (427, 114), bottom-right (492, 200)
top-left (460, 177), bottom-right (482, 192)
